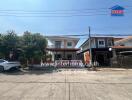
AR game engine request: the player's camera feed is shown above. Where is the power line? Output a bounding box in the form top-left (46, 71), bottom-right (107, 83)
top-left (0, 9), bottom-right (109, 17)
top-left (0, 5), bottom-right (131, 17)
top-left (0, 8), bottom-right (108, 12)
top-left (0, 10), bottom-right (108, 14)
top-left (0, 11), bottom-right (132, 17)
top-left (0, 11), bottom-right (131, 17)
top-left (57, 34), bottom-right (89, 36)
top-left (0, 13), bottom-right (108, 17)
top-left (0, 5), bottom-right (131, 13)
top-left (47, 34), bottom-right (132, 37)
top-left (0, 9), bottom-right (131, 15)
top-left (0, 8), bottom-right (109, 15)
top-left (0, 12), bottom-right (132, 17)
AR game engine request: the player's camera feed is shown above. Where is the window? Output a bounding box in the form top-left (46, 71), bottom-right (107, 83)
top-left (55, 54), bottom-right (62, 60)
top-left (108, 40), bottom-right (113, 46)
top-left (55, 41), bottom-right (61, 48)
top-left (67, 42), bottom-right (72, 47)
top-left (120, 44), bottom-right (125, 46)
top-left (98, 39), bottom-right (105, 47)
top-left (99, 41), bottom-right (104, 45)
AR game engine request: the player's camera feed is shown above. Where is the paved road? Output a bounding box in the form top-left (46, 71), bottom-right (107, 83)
top-left (0, 68), bottom-right (132, 100)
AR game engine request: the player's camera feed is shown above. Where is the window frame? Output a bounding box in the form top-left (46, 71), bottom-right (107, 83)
top-left (67, 42), bottom-right (72, 47)
top-left (98, 39), bottom-right (105, 47)
top-left (55, 41), bottom-right (62, 48)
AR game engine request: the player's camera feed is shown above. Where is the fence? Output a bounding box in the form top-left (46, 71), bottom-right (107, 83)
top-left (40, 60), bottom-right (84, 68)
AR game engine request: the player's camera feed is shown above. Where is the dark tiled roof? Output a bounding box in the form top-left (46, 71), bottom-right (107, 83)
top-left (112, 46), bottom-right (132, 49)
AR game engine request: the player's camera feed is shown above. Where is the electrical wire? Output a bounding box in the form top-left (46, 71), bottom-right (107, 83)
top-left (0, 5), bottom-right (131, 12)
top-left (0, 8), bottom-right (109, 12)
top-left (0, 13), bottom-right (108, 17)
top-left (48, 34), bottom-right (132, 37)
top-left (0, 10), bottom-right (108, 14)
top-left (0, 5), bottom-right (130, 17)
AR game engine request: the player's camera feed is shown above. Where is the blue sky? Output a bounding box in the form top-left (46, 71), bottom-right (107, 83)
top-left (0, 0), bottom-right (132, 47)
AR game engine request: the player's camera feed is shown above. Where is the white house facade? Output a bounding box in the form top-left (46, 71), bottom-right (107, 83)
top-left (46, 36), bottom-right (80, 61)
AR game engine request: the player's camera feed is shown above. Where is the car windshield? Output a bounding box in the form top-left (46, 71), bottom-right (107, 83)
top-left (0, 60), bottom-right (5, 63)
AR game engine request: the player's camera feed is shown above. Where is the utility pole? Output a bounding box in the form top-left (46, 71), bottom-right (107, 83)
top-left (89, 27), bottom-right (93, 69)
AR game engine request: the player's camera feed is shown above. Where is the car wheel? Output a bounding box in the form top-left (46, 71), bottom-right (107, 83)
top-left (0, 66), bottom-right (4, 72)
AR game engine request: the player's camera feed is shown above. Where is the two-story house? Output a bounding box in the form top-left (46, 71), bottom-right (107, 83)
top-left (46, 36), bottom-right (80, 61)
top-left (78, 36), bottom-right (114, 66)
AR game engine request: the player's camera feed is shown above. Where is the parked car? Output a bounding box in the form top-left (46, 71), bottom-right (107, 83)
top-left (0, 59), bottom-right (21, 72)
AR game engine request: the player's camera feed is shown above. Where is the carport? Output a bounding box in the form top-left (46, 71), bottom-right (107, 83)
top-left (112, 46), bottom-right (132, 67)
top-left (119, 51), bottom-right (132, 66)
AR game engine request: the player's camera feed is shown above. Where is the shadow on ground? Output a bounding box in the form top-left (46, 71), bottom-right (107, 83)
top-left (3, 66), bottom-right (58, 75)
top-left (2, 65), bottom-right (132, 75)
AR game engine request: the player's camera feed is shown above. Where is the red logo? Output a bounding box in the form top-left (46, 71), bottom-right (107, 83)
top-left (112, 10), bottom-right (124, 14)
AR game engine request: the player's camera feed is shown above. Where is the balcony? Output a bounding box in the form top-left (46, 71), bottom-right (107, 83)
top-left (48, 45), bottom-right (65, 48)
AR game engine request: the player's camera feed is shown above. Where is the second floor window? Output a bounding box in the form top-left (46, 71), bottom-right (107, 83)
top-left (98, 39), bottom-right (105, 47)
top-left (67, 42), bottom-right (72, 47)
top-left (55, 41), bottom-right (61, 48)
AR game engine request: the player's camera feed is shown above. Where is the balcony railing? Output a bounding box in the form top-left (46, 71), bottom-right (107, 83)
top-left (48, 45), bottom-right (77, 48)
top-left (48, 45), bottom-right (64, 48)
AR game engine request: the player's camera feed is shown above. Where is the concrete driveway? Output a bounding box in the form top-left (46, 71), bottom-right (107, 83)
top-left (0, 68), bottom-right (132, 100)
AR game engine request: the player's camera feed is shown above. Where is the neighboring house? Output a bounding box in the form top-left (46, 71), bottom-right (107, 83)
top-left (114, 36), bottom-right (132, 46)
top-left (78, 36), bottom-right (114, 66)
top-left (113, 36), bottom-right (132, 52)
top-left (46, 36), bottom-right (80, 61)
top-left (113, 37), bottom-right (124, 42)
top-left (112, 36), bottom-right (132, 66)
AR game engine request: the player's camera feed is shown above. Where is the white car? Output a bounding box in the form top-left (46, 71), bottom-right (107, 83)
top-left (0, 59), bottom-right (21, 72)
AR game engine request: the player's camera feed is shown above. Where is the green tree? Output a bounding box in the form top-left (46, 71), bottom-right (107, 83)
top-left (19, 31), bottom-right (47, 65)
top-left (1, 30), bottom-right (19, 60)
top-left (0, 30), bottom-right (47, 66)
top-left (0, 34), bottom-right (5, 58)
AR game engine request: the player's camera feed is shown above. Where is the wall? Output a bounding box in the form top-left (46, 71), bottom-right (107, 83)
top-left (111, 55), bottom-right (132, 67)
top-left (95, 37), bottom-right (113, 48)
top-left (81, 38), bottom-right (96, 51)
top-left (115, 38), bottom-right (132, 46)
top-left (48, 38), bottom-right (76, 48)
top-left (52, 51), bottom-right (77, 60)
top-left (81, 37), bottom-right (113, 51)
top-left (122, 40), bottom-right (132, 46)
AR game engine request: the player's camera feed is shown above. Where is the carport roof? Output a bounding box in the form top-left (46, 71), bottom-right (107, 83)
top-left (120, 51), bottom-right (132, 55)
top-left (112, 46), bottom-right (132, 49)
top-left (46, 48), bottom-right (80, 52)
